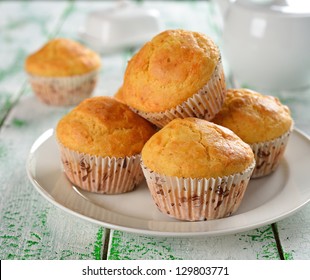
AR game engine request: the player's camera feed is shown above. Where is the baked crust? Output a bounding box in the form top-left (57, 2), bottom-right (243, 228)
top-left (141, 118), bottom-right (254, 178)
top-left (56, 96), bottom-right (156, 157)
top-left (25, 38), bottom-right (101, 77)
top-left (212, 88), bottom-right (293, 143)
top-left (118, 29), bottom-right (220, 113)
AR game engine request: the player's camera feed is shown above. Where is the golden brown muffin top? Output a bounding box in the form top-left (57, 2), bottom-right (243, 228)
top-left (212, 89), bottom-right (293, 144)
top-left (118, 29), bottom-right (220, 113)
top-left (56, 96), bottom-right (156, 157)
top-left (25, 38), bottom-right (101, 77)
top-left (142, 118), bottom-right (254, 178)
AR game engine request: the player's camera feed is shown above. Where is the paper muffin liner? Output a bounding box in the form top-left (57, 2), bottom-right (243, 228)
top-left (27, 70), bottom-right (99, 106)
top-left (131, 60), bottom-right (226, 128)
top-left (57, 142), bottom-right (143, 194)
top-left (250, 127), bottom-right (293, 178)
top-left (141, 160), bottom-right (255, 221)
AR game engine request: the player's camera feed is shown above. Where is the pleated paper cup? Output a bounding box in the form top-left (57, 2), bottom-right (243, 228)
top-left (27, 70), bottom-right (99, 106)
top-left (250, 127), bottom-right (293, 178)
top-left (58, 143), bottom-right (143, 194)
top-left (141, 160), bottom-right (255, 221)
top-left (132, 60), bottom-right (226, 128)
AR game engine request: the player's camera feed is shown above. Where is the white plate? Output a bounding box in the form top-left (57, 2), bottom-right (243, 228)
top-left (26, 129), bottom-right (310, 237)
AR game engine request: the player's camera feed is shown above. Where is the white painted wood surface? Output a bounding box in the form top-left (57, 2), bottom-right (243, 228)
top-left (0, 94), bottom-right (106, 259)
top-left (0, 0), bottom-right (105, 260)
top-left (0, 0), bottom-right (309, 260)
top-left (271, 88), bottom-right (310, 260)
top-left (107, 226), bottom-right (280, 260)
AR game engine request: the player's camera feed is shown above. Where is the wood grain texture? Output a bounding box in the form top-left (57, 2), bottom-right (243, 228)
top-left (257, 86), bottom-right (310, 260)
top-left (1, 0), bottom-right (310, 261)
top-left (101, 0), bottom-right (279, 260)
top-left (108, 226), bottom-right (280, 260)
top-left (276, 204), bottom-right (310, 260)
top-left (0, 0), bottom-right (106, 260)
top-left (0, 1), bottom-right (74, 124)
top-left (0, 94), bottom-right (106, 259)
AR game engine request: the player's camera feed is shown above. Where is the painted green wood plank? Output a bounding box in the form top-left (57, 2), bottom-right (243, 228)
top-left (270, 86), bottom-right (310, 260)
top-left (56, 0), bottom-right (140, 97)
top-left (0, 0), bottom-right (106, 260)
top-left (99, 0), bottom-right (278, 260)
top-left (275, 115), bottom-right (310, 260)
top-left (3, 0), bottom-right (309, 261)
top-left (108, 226), bottom-right (280, 260)
top-left (275, 204), bottom-right (310, 260)
top-left (0, 93), bottom-right (106, 260)
top-left (230, 87), bottom-right (310, 260)
top-left (0, 0), bottom-right (76, 124)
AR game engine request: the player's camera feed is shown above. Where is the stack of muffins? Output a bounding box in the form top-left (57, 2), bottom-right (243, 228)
top-left (27, 30), bottom-right (293, 222)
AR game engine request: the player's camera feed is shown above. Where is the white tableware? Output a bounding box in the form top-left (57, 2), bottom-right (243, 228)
top-left (26, 129), bottom-right (310, 237)
top-left (217, 0), bottom-right (310, 90)
top-left (79, 1), bottom-right (163, 53)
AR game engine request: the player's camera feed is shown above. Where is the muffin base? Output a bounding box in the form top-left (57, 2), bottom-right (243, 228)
top-left (250, 128), bottom-right (292, 178)
top-left (131, 60), bottom-right (226, 128)
top-left (28, 70), bottom-right (98, 106)
top-left (141, 160), bottom-right (255, 221)
top-left (58, 143), bottom-right (143, 194)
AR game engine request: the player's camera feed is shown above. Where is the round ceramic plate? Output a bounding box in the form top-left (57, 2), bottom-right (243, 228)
top-left (26, 129), bottom-right (310, 237)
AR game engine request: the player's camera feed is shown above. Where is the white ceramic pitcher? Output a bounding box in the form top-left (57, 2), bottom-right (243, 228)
top-left (217, 0), bottom-right (310, 90)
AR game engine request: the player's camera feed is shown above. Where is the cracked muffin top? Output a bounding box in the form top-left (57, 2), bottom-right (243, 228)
top-left (212, 88), bottom-right (293, 144)
top-left (56, 96), bottom-right (156, 157)
top-left (141, 118), bottom-right (254, 178)
top-left (25, 38), bottom-right (101, 77)
top-left (116, 29), bottom-right (221, 113)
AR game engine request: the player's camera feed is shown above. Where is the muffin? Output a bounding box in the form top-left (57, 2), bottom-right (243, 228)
top-left (212, 88), bottom-right (293, 178)
top-left (116, 29), bottom-right (226, 127)
top-left (141, 118), bottom-right (255, 221)
top-left (56, 96), bottom-right (156, 194)
top-left (25, 38), bottom-right (101, 106)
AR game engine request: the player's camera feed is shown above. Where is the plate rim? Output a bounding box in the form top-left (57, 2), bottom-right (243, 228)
top-left (26, 128), bottom-right (310, 237)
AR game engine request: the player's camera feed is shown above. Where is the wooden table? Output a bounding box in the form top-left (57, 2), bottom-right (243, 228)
top-left (1, 0), bottom-right (310, 261)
